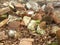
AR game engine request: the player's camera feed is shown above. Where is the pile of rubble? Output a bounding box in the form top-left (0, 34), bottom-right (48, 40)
top-left (0, 1), bottom-right (60, 45)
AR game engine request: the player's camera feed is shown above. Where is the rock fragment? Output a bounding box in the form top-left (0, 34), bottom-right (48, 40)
top-left (0, 7), bottom-right (11, 15)
top-left (39, 21), bottom-right (46, 29)
top-left (27, 20), bottom-right (37, 30)
top-left (51, 11), bottom-right (60, 24)
top-left (27, 10), bottom-right (34, 15)
top-left (7, 15), bottom-right (22, 23)
top-left (32, 13), bottom-right (42, 20)
top-left (26, 1), bottom-right (40, 11)
top-left (56, 30), bottom-right (60, 45)
top-left (19, 38), bottom-right (34, 45)
top-left (0, 43), bottom-right (3, 45)
top-left (51, 25), bottom-right (60, 34)
top-left (36, 25), bottom-right (46, 35)
top-left (0, 31), bottom-right (8, 40)
top-left (8, 21), bottom-right (20, 29)
top-left (23, 16), bottom-right (31, 26)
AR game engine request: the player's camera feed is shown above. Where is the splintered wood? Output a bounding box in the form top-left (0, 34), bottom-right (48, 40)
top-left (0, 19), bottom-right (8, 27)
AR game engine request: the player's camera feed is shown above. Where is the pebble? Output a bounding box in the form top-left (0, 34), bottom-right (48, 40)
top-left (51, 26), bottom-right (60, 34)
top-left (47, 40), bottom-right (52, 44)
top-left (7, 15), bottom-right (22, 24)
top-left (23, 16), bottom-right (31, 26)
top-left (26, 1), bottom-right (40, 11)
top-left (19, 38), bottom-right (34, 45)
top-left (41, 4), bottom-right (46, 11)
top-left (3, 2), bottom-right (9, 6)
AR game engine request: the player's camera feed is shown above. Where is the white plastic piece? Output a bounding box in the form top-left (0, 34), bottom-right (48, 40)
top-left (7, 15), bottom-right (22, 24)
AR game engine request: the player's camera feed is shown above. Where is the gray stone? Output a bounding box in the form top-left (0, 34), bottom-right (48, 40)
top-left (26, 1), bottom-right (40, 11)
top-left (8, 30), bottom-right (16, 38)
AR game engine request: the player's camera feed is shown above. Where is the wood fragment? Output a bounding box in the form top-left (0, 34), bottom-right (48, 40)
top-left (0, 19), bottom-right (8, 27)
top-left (0, 7), bottom-right (11, 15)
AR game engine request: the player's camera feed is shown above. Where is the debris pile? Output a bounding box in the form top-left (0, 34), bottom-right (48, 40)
top-left (0, 1), bottom-right (60, 45)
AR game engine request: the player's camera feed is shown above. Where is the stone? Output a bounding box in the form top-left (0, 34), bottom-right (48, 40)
top-left (44, 3), bottom-right (54, 14)
top-left (19, 0), bottom-right (29, 3)
top-left (27, 20), bottom-right (37, 30)
top-left (52, 11), bottom-right (60, 24)
top-left (39, 21), bottom-right (46, 29)
top-left (51, 25), bottom-right (60, 34)
top-left (0, 7), bottom-right (11, 15)
top-left (27, 11), bottom-right (34, 15)
top-left (0, 31), bottom-right (8, 40)
top-left (8, 30), bottom-right (16, 38)
top-left (26, 1), bottom-right (40, 11)
top-left (14, 3), bottom-right (25, 8)
top-left (8, 21), bottom-right (20, 29)
top-left (3, 2), bottom-right (9, 6)
top-left (53, 2), bottom-right (60, 7)
top-left (23, 16), bottom-right (31, 26)
top-left (32, 13), bottom-right (42, 20)
top-left (20, 21), bottom-right (25, 26)
top-left (19, 38), bottom-right (34, 45)
top-left (36, 25), bottom-right (46, 35)
top-left (0, 43), bottom-right (3, 45)
top-left (41, 4), bottom-right (46, 11)
top-left (56, 30), bottom-right (60, 45)
top-left (7, 15), bottom-right (22, 23)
